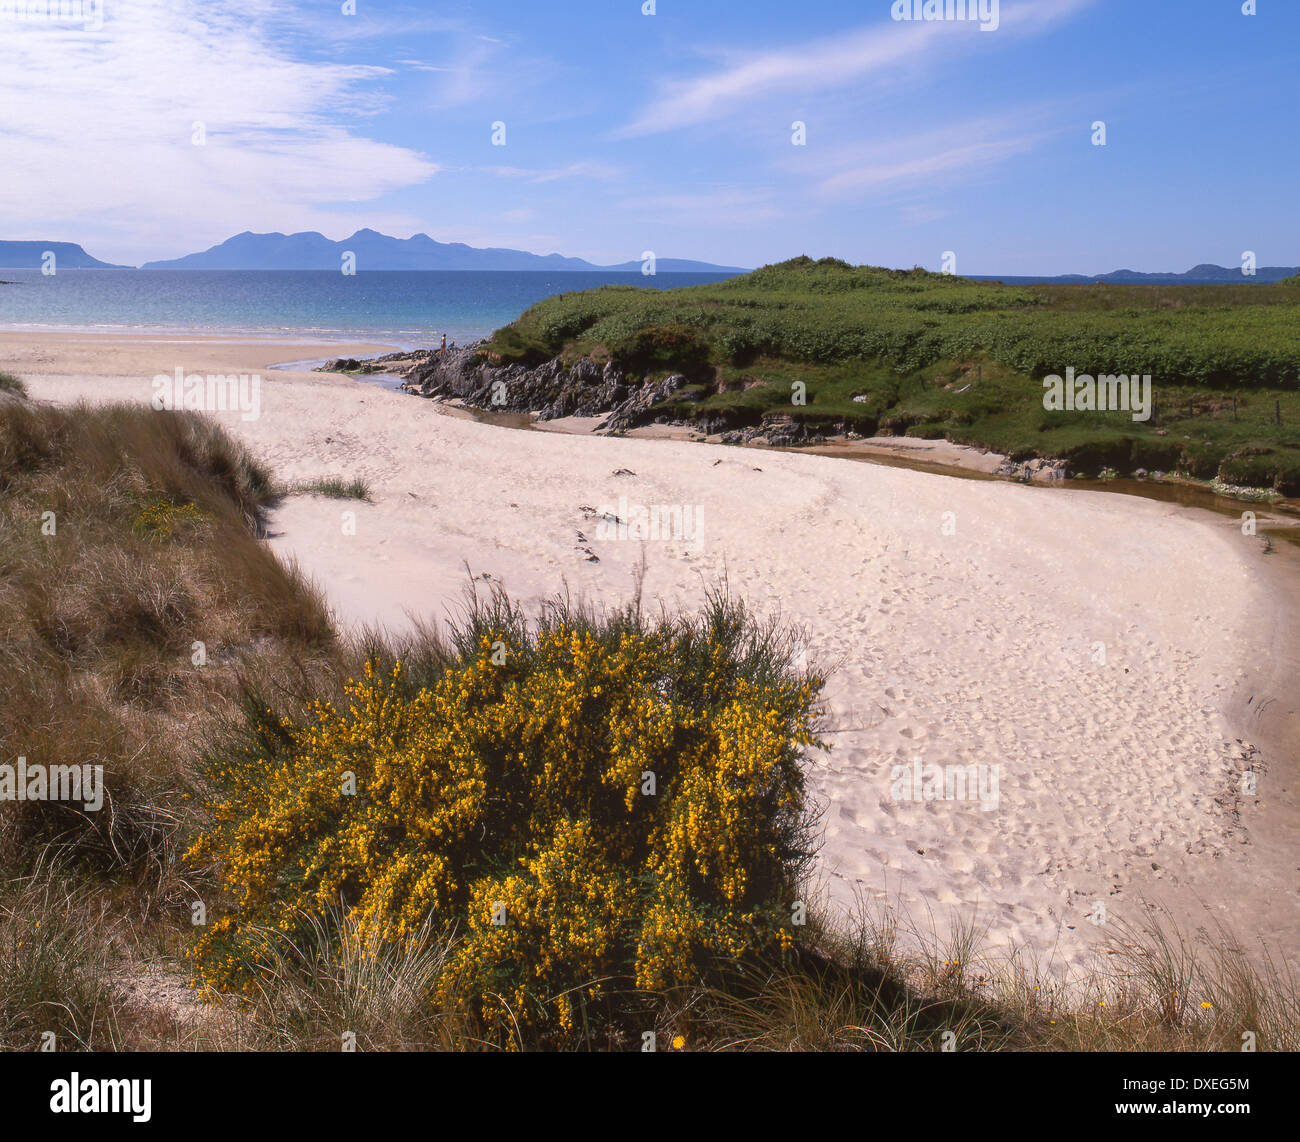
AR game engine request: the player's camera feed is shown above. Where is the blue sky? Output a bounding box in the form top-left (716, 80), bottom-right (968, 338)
top-left (1, 0), bottom-right (1296, 272)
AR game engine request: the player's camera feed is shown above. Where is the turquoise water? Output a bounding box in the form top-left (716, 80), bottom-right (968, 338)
top-left (0, 269), bottom-right (741, 347)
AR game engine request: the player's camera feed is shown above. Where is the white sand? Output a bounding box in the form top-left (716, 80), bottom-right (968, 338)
top-left (8, 332), bottom-right (1296, 978)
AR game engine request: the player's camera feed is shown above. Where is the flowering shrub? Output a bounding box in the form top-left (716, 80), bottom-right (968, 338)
top-left (187, 593), bottom-right (824, 1041)
top-left (133, 499), bottom-right (206, 540)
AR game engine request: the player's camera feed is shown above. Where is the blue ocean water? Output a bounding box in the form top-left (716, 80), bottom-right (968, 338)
top-left (0, 269), bottom-right (741, 347)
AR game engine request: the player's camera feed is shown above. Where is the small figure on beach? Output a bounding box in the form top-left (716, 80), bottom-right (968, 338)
top-left (440, 333), bottom-right (447, 353)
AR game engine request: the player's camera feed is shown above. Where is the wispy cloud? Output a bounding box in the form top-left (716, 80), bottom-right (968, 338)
top-left (485, 160), bottom-right (624, 184)
top-left (396, 59), bottom-right (454, 73)
top-left (616, 23), bottom-right (947, 138)
top-left (416, 35), bottom-right (509, 109)
top-left (615, 0), bottom-right (1094, 138)
top-left (810, 126), bottom-right (1048, 197)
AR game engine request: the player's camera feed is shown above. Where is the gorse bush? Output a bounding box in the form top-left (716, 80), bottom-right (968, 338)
top-left (188, 590), bottom-right (825, 1042)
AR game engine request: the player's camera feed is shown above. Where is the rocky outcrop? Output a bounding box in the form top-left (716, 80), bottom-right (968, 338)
top-left (320, 350), bottom-right (434, 376)
top-left (994, 455), bottom-right (1069, 483)
top-left (402, 342), bottom-right (695, 432)
top-left (399, 344), bottom-right (876, 445)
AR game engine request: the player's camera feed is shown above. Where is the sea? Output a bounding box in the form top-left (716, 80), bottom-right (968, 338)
top-left (0, 269), bottom-right (742, 348)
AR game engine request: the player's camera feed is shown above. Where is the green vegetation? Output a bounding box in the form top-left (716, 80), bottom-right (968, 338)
top-left (1, 401), bottom-right (1294, 1051)
top-left (484, 257), bottom-right (1300, 492)
top-left (282, 476), bottom-right (372, 501)
top-left (0, 371), bottom-right (27, 397)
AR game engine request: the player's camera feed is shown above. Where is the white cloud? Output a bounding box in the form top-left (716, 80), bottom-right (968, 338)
top-left (417, 35), bottom-right (508, 109)
top-left (616, 23), bottom-right (948, 138)
top-left (616, 0), bottom-right (1094, 137)
top-left (485, 160), bottom-right (624, 184)
top-left (815, 131), bottom-right (1044, 197)
top-left (0, 0), bottom-right (438, 262)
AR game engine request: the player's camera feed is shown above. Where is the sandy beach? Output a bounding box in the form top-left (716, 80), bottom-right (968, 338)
top-left (7, 331), bottom-right (1296, 979)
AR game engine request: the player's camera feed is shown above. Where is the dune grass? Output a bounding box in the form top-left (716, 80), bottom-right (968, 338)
top-left (0, 400), bottom-right (343, 1049)
top-left (0, 371), bottom-right (26, 397)
top-left (280, 476), bottom-right (372, 501)
top-left (0, 399), bottom-right (1293, 1051)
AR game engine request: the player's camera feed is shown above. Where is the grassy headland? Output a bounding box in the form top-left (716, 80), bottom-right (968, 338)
top-left (483, 257), bottom-right (1300, 493)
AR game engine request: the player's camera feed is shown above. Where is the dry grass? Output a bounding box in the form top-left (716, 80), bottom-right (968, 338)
top-left (0, 402), bottom-right (338, 887)
top-left (220, 909), bottom-right (475, 1052)
top-left (0, 864), bottom-right (128, 1050)
top-left (0, 400), bottom-right (350, 1049)
top-left (687, 896), bottom-right (1298, 1054)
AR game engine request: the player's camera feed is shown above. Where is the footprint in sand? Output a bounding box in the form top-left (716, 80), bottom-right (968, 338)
top-left (948, 851), bottom-right (976, 874)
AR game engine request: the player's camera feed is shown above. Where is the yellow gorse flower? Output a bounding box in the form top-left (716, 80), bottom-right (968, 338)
top-left (133, 499), bottom-right (206, 540)
top-left (187, 617), bottom-right (824, 1043)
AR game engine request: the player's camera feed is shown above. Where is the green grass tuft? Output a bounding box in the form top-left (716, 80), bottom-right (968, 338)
top-left (284, 476), bottom-right (372, 501)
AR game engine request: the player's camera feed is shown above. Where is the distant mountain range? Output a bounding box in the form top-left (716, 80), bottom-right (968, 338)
top-left (1, 235), bottom-right (1292, 283)
top-left (0, 241), bottom-right (131, 270)
top-left (137, 230), bottom-right (749, 273)
top-left (971, 263), bottom-right (1299, 285)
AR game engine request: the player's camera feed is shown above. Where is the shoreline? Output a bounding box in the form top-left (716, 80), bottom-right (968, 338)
top-left (5, 330), bottom-right (1296, 976)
